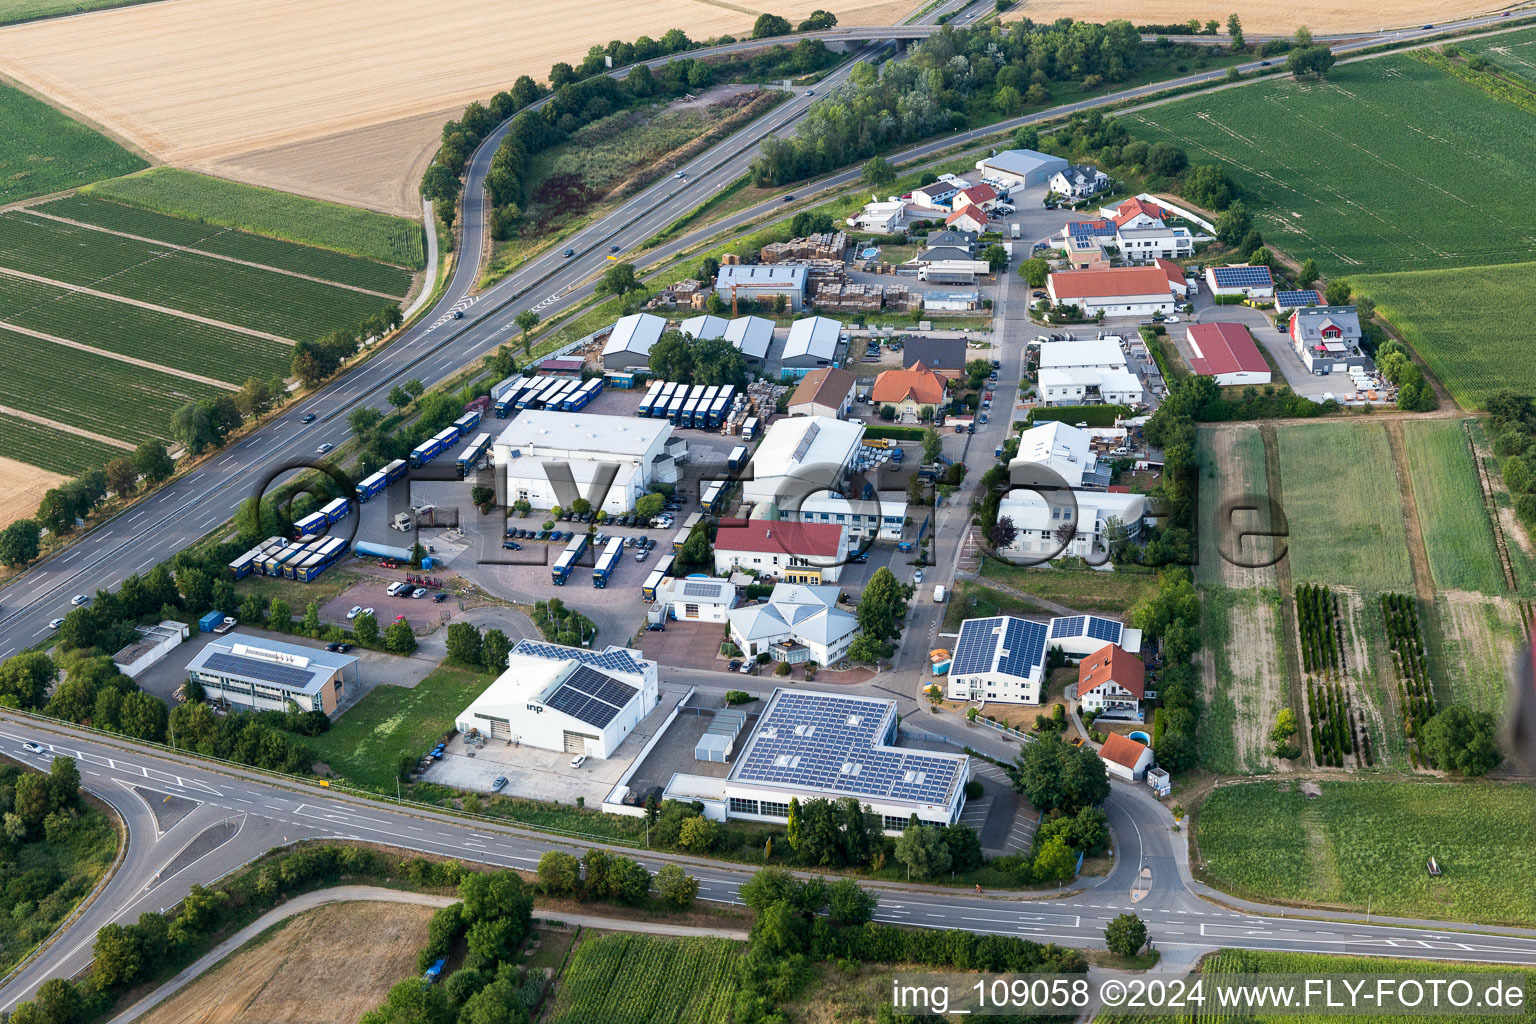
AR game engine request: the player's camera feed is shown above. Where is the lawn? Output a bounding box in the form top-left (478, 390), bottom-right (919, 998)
top-left (1125, 54), bottom-right (1536, 276)
top-left (978, 559), bottom-right (1156, 614)
top-left (547, 934), bottom-right (742, 1024)
top-left (39, 195), bottom-right (414, 295)
top-left (1195, 779), bottom-right (1536, 926)
top-left (307, 665), bottom-right (492, 791)
top-left (82, 168), bottom-right (424, 268)
top-left (0, 273), bottom-right (291, 384)
top-left (0, 80), bottom-right (146, 204)
top-left (0, 211), bottom-right (391, 339)
top-left (1401, 419), bottom-right (1505, 594)
top-left (1274, 422), bottom-right (1413, 591)
top-left (941, 579), bottom-right (1046, 632)
top-left (1352, 262), bottom-right (1536, 409)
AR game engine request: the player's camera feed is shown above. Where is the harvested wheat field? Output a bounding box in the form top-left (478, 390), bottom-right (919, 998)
top-left (1003, 0), bottom-right (1507, 35)
top-left (140, 901), bottom-right (433, 1024)
top-left (0, 457), bottom-right (64, 529)
top-left (0, 0), bottom-right (920, 215)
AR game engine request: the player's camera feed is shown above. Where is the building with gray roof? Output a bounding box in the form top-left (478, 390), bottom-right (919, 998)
top-left (187, 634), bottom-right (358, 714)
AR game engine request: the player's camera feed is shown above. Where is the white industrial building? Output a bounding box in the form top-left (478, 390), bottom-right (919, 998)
top-left (780, 492), bottom-right (906, 540)
top-left (186, 634), bottom-right (357, 715)
top-left (1012, 421), bottom-right (1109, 489)
top-left (1038, 338), bottom-right (1127, 373)
top-left (781, 316), bottom-right (843, 375)
top-left (716, 264), bottom-right (808, 311)
top-left (495, 411), bottom-right (677, 514)
top-left (742, 415), bottom-right (864, 506)
top-left (946, 613), bottom-right (1141, 706)
top-left (454, 640), bottom-right (659, 759)
top-left (728, 582), bottom-right (858, 666)
top-left (112, 621), bottom-right (189, 679)
top-left (679, 314), bottom-right (729, 340)
top-left (1037, 368), bottom-right (1143, 407)
top-left (973, 149), bottom-right (1068, 189)
top-left (724, 315), bottom-right (775, 366)
top-left (601, 312), bottom-right (667, 370)
top-left (656, 576), bottom-right (736, 623)
top-left (995, 488), bottom-right (1148, 561)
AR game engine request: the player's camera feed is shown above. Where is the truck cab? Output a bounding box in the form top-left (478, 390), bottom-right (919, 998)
top-left (391, 513), bottom-right (413, 532)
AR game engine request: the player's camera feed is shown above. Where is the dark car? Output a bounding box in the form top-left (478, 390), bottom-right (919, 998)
top-left (503, 540), bottom-right (522, 550)
top-left (609, 245), bottom-right (621, 253)
top-left (326, 642), bottom-right (353, 653)
top-left (967, 423), bottom-right (975, 434)
top-left (452, 309), bottom-right (463, 319)
top-left (300, 413), bottom-right (316, 423)
top-left (560, 510), bottom-right (572, 520)
top-left (563, 248), bottom-right (575, 258)
top-left (991, 359), bottom-right (1001, 368)
top-left (536, 529), bottom-right (550, 541)
top-left (782, 194), bottom-right (795, 202)
top-left (850, 552), bottom-right (868, 564)
top-left (729, 659), bottom-right (743, 672)
top-left (1422, 23), bottom-right (1434, 28)
top-left (433, 592), bottom-right (448, 602)
top-left (1259, 60), bottom-right (1270, 66)
top-left (1031, 290), bottom-right (1046, 299)
top-left (646, 622), bottom-right (666, 631)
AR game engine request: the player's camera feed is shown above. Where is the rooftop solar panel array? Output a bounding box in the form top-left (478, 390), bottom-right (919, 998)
top-left (1087, 616), bottom-right (1123, 644)
top-left (732, 691), bottom-right (961, 804)
top-left (1274, 289), bottom-right (1321, 309)
top-left (998, 617), bottom-right (1049, 677)
top-left (544, 685), bottom-right (621, 728)
top-left (683, 581), bottom-right (724, 599)
top-left (564, 664), bottom-right (640, 709)
top-left (1048, 614), bottom-right (1123, 645)
top-left (1211, 265), bottom-right (1274, 288)
top-left (541, 663), bottom-right (639, 730)
top-left (514, 640), bottom-right (644, 677)
top-left (1049, 615), bottom-right (1084, 639)
top-left (200, 652), bottom-right (316, 689)
top-left (952, 617), bottom-right (1004, 676)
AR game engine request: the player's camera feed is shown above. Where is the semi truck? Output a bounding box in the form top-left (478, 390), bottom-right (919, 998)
top-left (455, 432), bottom-right (492, 477)
top-left (701, 480), bottom-right (727, 515)
top-left (592, 536), bottom-right (625, 588)
top-left (409, 426), bottom-right (460, 467)
top-left (727, 445), bottom-right (749, 473)
top-left (356, 459), bottom-right (407, 502)
top-left (293, 511), bottom-right (328, 538)
top-left (453, 410), bottom-right (481, 434)
top-left (741, 416), bottom-right (760, 441)
top-left (320, 497), bottom-right (350, 524)
top-left (551, 533), bottom-right (590, 585)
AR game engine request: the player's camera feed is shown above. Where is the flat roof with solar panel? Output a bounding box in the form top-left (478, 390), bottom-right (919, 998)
top-left (1049, 614), bottom-right (1123, 645)
top-left (541, 663), bottom-right (640, 729)
top-left (186, 634), bottom-right (357, 696)
top-left (1208, 264), bottom-right (1275, 289)
top-left (727, 689), bottom-right (967, 810)
top-left (512, 639), bottom-right (647, 679)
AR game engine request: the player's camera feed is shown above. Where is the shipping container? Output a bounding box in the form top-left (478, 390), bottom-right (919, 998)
top-left (603, 371), bottom-right (638, 390)
top-left (592, 536), bottom-right (625, 587)
top-left (455, 432), bottom-right (493, 477)
top-left (198, 610), bottom-right (225, 633)
top-left (551, 533), bottom-right (590, 585)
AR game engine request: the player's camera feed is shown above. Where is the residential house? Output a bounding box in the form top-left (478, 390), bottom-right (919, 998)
top-left (1049, 165), bottom-right (1110, 198)
top-left (903, 336), bottom-right (967, 378)
top-left (946, 615), bottom-right (1049, 704)
top-left (1185, 322), bottom-right (1271, 386)
top-left (945, 206), bottom-right (988, 235)
top-left (787, 366), bottom-right (857, 419)
top-left (995, 487), bottom-right (1147, 561)
top-left (1204, 264), bottom-right (1275, 299)
top-left (1076, 643), bottom-right (1146, 717)
top-left (779, 493), bottom-right (906, 541)
top-left (728, 583), bottom-right (859, 666)
top-left (950, 183), bottom-right (1000, 213)
top-left (911, 176), bottom-right (969, 207)
top-left (1046, 266), bottom-right (1176, 317)
top-left (1289, 306), bottom-right (1371, 375)
top-left (1099, 732), bottom-right (1154, 781)
top-left (714, 519), bottom-right (849, 584)
top-left (871, 361), bottom-right (947, 421)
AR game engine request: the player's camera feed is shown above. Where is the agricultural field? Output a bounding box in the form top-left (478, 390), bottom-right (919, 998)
top-left (1126, 54), bottom-right (1536, 276)
top-left (139, 901), bottom-right (433, 1024)
top-left (1353, 262), bottom-right (1536, 408)
top-left (0, 0), bottom-right (158, 25)
top-left (0, 78), bottom-right (145, 204)
top-left (1274, 422), bottom-right (1413, 591)
top-left (306, 666), bottom-right (492, 791)
top-left (0, 414), bottom-right (123, 475)
top-left (1005, 0), bottom-right (1510, 35)
top-left (1198, 586), bottom-right (1289, 774)
top-left (1456, 24), bottom-right (1536, 84)
top-left (1194, 779), bottom-right (1536, 925)
top-left (80, 168), bottom-right (424, 270)
top-left (547, 933), bottom-right (743, 1024)
top-left (1435, 592), bottom-right (1527, 716)
top-left (1195, 424), bottom-right (1277, 587)
top-left (1400, 419), bottom-right (1506, 594)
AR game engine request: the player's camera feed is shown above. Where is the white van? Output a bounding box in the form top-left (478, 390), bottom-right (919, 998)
top-left (933, 584), bottom-right (946, 603)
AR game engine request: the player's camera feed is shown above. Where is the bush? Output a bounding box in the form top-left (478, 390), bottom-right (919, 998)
top-left (964, 779), bottom-right (984, 799)
top-left (725, 690), bottom-right (756, 705)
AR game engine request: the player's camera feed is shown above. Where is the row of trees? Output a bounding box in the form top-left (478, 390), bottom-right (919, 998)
top-left (1488, 390), bottom-right (1536, 530)
top-left (1296, 582), bottom-right (1346, 676)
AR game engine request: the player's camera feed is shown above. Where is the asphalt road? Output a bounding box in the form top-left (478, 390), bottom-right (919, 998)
top-left (5, 717), bottom-right (1536, 1013)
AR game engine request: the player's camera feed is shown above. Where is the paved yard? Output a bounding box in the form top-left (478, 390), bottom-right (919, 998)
top-left (622, 699), bottom-right (763, 801)
top-left (637, 618), bottom-right (736, 672)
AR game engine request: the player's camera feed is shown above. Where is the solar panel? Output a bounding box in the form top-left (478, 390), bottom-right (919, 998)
top-left (951, 617), bottom-right (1002, 676)
top-left (1087, 616), bottom-right (1123, 644)
top-left (682, 581), bottom-right (723, 599)
top-left (563, 664), bottom-right (639, 709)
top-left (1050, 615), bottom-right (1085, 639)
top-left (1212, 265), bottom-right (1273, 288)
top-left (201, 652), bottom-right (316, 689)
top-left (514, 640), bottom-right (644, 677)
top-left (1274, 289), bottom-right (1320, 308)
top-left (998, 618), bottom-right (1048, 677)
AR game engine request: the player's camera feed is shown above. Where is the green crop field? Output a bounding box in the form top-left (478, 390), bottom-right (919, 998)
top-left (305, 666), bottom-right (492, 791)
top-left (0, 80), bottom-right (146, 204)
top-left (0, 274), bottom-right (290, 383)
top-left (1126, 55), bottom-right (1536, 276)
top-left (0, 413), bottom-right (123, 476)
top-left (548, 934), bottom-right (743, 1024)
top-left (1196, 779), bottom-right (1536, 925)
top-left (1458, 25), bottom-right (1536, 84)
top-left (1352, 262), bottom-right (1536, 408)
top-left (1274, 422), bottom-right (1413, 591)
top-left (0, 0), bottom-right (158, 24)
top-left (1401, 420), bottom-right (1505, 594)
top-left (38, 196), bottom-right (414, 295)
top-left (0, 325), bottom-right (225, 444)
top-left (83, 168), bottom-right (425, 269)
top-left (0, 212), bottom-right (389, 339)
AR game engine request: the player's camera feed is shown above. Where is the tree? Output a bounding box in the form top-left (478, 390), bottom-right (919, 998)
top-left (1420, 705), bottom-right (1503, 776)
top-left (677, 526), bottom-right (711, 571)
top-left (348, 406), bottom-right (384, 436)
top-left (1226, 12), bottom-right (1245, 49)
top-left (92, 923), bottom-right (143, 989)
top-left (893, 819), bottom-right (950, 879)
top-left (848, 632), bottom-right (892, 664)
top-left (387, 385), bottom-right (412, 410)
top-left (601, 262), bottom-right (639, 297)
top-left (988, 515), bottom-right (1018, 550)
top-left (921, 427), bottom-right (943, 464)
top-left (754, 12), bottom-right (792, 37)
top-left (1011, 731), bottom-right (1110, 814)
top-left (49, 755), bottom-right (80, 805)
top-left (359, 978), bottom-right (452, 1024)
top-left (0, 519), bottom-right (41, 567)
top-left (421, 164), bottom-right (462, 210)
top-left (1146, 142), bottom-right (1187, 177)
top-left (861, 155), bottom-right (895, 189)
top-left (514, 310), bottom-right (540, 355)
top-left (826, 878), bottom-right (878, 923)
top-left (352, 611), bottom-right (379, 645)
top-left (797, 8), bottom-right (836, 29)
top-left (1295, 24), bottom-right (1313, 45)
top-left (648, 330), bottom-right (696, 383)
top-left (856, 567), bottom-right (907, 641)
top-left (31, 977), bottom-right (82, 1024)
top-left (1105, 912), bottom-right (1148, 956)
top-left (981, 244), bottom-right (1009, 271)
top-left (1215, 201), bottom-right (1252, 247)
top-left (1032, 833), bottom-right (1077, 882)
top-left (655, 863), bottom-right (699, 907)
top-left (678, 814), bottom-right (723, 852)
top-left (1019, 257), bottom-right (1049, 288)
top-left (1182, 163), bottom-right (1233, 211)
top-left (385, 619), bottom-right (417, 654)
top-left (404, 379), bottom-right (425, 399)
top-left (537, 850), bottom-right (581, 895)
top-left (446, 622), bottom-right (484, 667)
top-left (1298, 258), bottom-right (1320, 288)
top-left (118, 691), bottom-right (167, 742)
top-left (481, 628), bottom-right (511, 674)
top-left (0, 651), bottom-right (54, 707)
top-left (1324, 278), bottom-right (1352, 306)
top-left (605, 856), bottom-right (652, 905)
top-left (105, 457), bottom-right (137, 499)
top-left (1287, 44), bottom-right (1336, 79)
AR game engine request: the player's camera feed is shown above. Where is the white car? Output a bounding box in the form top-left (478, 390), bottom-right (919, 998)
top-left (386, 582), bottom-right (406, 596)
top-left (362, 607), bottom-right (375, 618)
top-left (1163, 315), bottom-right (1181, 324)
top-left (674, 171), bottom-right (686, 179)
top-left (346, 605), bottom-right (363, 619)
top-left (71, 594), bottom-right (89, 606)
top-left (570, 754), bottom-right (588, 769)
top-left (316, 442), bottom-right (334, 455)
top-left (22, 741), bottom-right (45, 754)
top-left (914, 569), bottom-right (925, 584)
top-left (48, 618), bottom-right (64, 629)
top-left (412, 588), bottom-right (427, 599)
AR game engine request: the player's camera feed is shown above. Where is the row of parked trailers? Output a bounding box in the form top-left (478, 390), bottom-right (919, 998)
top-left (641, 554), bottom-right (676, 602)
top-left (228, 533), bottom-right (349, 583)
top-left (636, 382), bottom-right (737, 429)
top-left (490, 374), bottom-right (605, 418)
top-left (291, 496), bottom-right (351, 539)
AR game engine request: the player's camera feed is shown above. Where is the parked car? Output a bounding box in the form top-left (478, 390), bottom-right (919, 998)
top-left (503, 540), bottom-right (522, 550)
top-left (326, 642), bottom-right (353, 653)
top-left (492, 776), bottom-right (508, 791)
top-left (1163, 315), bottom-right (1181, 324)
top-left (635, 550), bottom-right (648, 562)
top-left (363, 607), bottom-right (374, 618)
top-left (346, 605), bottom-right (363, 619)
top-left (22, 741), bottom-right (45, 754)
top-left (412, 587), bottom-right (427, 599)
top-left (914, 568), bottom-right (925, 584)
top-left (980, 412), bottom-right (989, 424)
top-left (646, 622), bottom-right (665, 631)
top-left (729, 659), bottom-right (743, 672)
top-left (433, 593), bottom-right (448, 603)
top-left (570, 754), bottom-right (588, 768)
top-left (300, 413), bottom-right (316, 423)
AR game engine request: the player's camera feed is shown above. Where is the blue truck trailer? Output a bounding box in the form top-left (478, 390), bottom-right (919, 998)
top-left (551, 533), bottom-right (589, 585)
top-left (592, 536), bottom-right (625, 588)
top-left (455, 432), bottom-right (492, 477)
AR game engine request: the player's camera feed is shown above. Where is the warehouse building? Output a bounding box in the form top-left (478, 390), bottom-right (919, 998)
top-left (1047, 266), bottom-right (1175, 317)
top-left (722, 688), bottom-right (971, 832)
top-left (1185, 322), bottom-right (1270, 387)
top-left (455, 641), bottom-right (659, 759)
top-left (973, 149), bottom-right (1067, 189)
top-left (781, 316), bottom-right (843, 375)
top-left (602, 313), bottom-right (667, 370)
top-left (724, 315), bottom-right (775, 366)
top-left (716, 265), bottom-right (808, 312)
top-left (679, 314), bottom-right (729, 340)
top-left (113, 621), bottom-right (189, 679)
top-left (1012, 420), bottom-right (1110, 489)
top-left (495, 411), bottom-right (677, 514)
top-left (742, 415), bottom-right (864, 506)
top-left (186, 634), bottom-right (358, 714)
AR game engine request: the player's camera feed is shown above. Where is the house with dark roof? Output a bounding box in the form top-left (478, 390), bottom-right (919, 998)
top-left (1204, 264), bottom-right (1275, 298)
top-left (903, 336), bottom-right (966, 376)
top-left (1049, 164), bottom-right (1110, 198)
top-left (1288, 305), bottom-right (1370, 375)
top-left (925, 228), bottom-right (978, 252)
top-left (787, 367), bottom-right (857, 419)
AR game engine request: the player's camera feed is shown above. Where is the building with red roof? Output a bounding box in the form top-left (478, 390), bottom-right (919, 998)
top-left (1111, 196), bottom-right (1168, 228)
top-left (713, 520), bottom-right (849, 584)
top-left (1046, 266), bottom-right (1176, 317)
top-left (1154, 257), bottom-right (1190, 298)
top-left (951, 183), bottom-right (999, 212)
top-left (1077, 643), bottom-right (1146, 716)
top-left (1098, 732), bottom-right (1154, 781)
top-left (945, 206), bottom-right (988, 233)
top-left (1185, 322), bottom-right (1271, 387)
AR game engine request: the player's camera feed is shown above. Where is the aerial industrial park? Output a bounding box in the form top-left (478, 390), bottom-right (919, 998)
top-left (0, 0), bottom-right (1534, 1021)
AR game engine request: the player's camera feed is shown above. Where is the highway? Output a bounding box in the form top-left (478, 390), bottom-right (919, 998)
top-left (5, 716), bottom-right (1536, 1012)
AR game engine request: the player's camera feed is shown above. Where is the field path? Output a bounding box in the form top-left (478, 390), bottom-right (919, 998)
top-left (22, 209), bottom-right (403, 300)
top-left (0, 404), bottom-right (133, 450)
top-left (1383, 419), bottom-right (1455, 704)
top-left (1258, 425), bottom-right (1310, 764)
top-left (0, 267), bottom-right (295, 344)
top-left (106, 885), bottom-right (749, 1024)
top-left (0, 320), bottom-right (239, 391)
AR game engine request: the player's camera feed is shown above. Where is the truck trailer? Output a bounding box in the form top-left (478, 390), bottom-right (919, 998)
top-left (455, 432), bottom-right (493, 477)
top-left (592, 536), bottom-right (625, 588)
top-left (356, 459), bottom-right (408, 502)
top-left (551, 533), bottom-right (590, 585)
